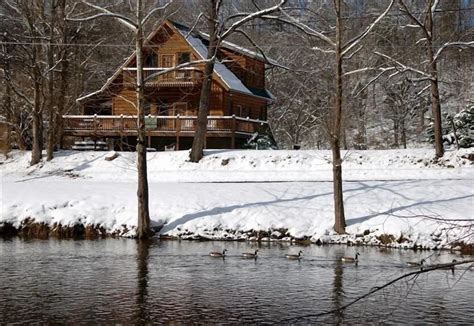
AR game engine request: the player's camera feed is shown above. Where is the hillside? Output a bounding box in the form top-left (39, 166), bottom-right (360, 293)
top-left (1, 149), bottom-right (473, 249)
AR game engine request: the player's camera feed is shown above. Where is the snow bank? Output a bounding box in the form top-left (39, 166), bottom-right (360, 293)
top-left (1, 149), bottom-right (473, 248)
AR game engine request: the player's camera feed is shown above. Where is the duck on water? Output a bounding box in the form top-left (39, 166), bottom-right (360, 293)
top-left (341, 252), bottom-right (360, 263)
top-left (406, 259), bottom-right (425, 268)
top-left (242, 250), bottom-right (258, 259)
top-left (286, 250), bottom-right (303, 260)
top-left (210, 249), bottom-right (227, 258)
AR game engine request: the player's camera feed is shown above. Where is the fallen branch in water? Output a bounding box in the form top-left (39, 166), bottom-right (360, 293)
top-left (280, 259), bottom-right (474, 323)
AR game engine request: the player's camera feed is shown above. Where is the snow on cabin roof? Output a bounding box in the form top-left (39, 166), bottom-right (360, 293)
top-left (77, 19), bottom-right (276, 102)
top-left (172, 23), bottom-right (255, 97)
top-left (171, 21), bottom-right (280, 67)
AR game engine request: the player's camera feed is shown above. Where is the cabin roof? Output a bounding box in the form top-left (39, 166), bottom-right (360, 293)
top-left (172, 22), bottom-right (254, 97)
top-left (171, 20), bottom-right (280, 66)
top-left (77, 19), bottom-right (276, 103)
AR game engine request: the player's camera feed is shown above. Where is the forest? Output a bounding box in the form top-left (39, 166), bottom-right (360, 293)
top-left (1, 0), bottom-right (473, 238)
top-left (1, 0), bottom-right (472, 154)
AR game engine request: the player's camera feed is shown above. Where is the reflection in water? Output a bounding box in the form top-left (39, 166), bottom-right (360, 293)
top-left (135, 239), bottom-right (151, 324)
top-left (0, 239), bottom-right (473, 324)
top-left (332, 260), bottom-right (345, 324)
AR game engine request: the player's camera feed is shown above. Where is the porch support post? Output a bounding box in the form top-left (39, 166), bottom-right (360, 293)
top-left (93, 114), bottom-right (98, 150)
top-left (176, 114), bottom-right (180, 151)
top-left (231, 114), bottom-right (236, 149)
top-left (119, 114), bottom-right (124, 151)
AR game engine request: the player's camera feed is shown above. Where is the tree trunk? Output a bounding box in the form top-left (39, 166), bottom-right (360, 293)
top-left (46, 9), bottom-right (56, 161)
top-left (393, 119), bottom-right (399, 148)
top-left (332, 0), bottom-right (346, 234)
top-left (189, 61), bottom-right (215, 162)
top-left (189, 0), bottom-right (218, 163)
top-left (135, 0), bottom-right (152, 239)
top-left (426, 5), bottom-right (444, 158)
top-left (56, 1), bottom-right (69, 150)
top-left (31, 79), bottom-right (43, 165)
top-left (56, 59), bottom-right (68, 149)
top-left (3, 37), bottom-right (12, 155)
top-left (428, 62), bottom-right (443, 157)
top-left (400, 118), bottom-right (407, 149)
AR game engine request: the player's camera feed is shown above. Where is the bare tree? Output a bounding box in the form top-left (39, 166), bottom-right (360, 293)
top-left (375, 0), bottom-right (474, 157)
top-left (69, 0), bottom-right (172, 239)
top-left (280, 0), bottom-right (395, 233)
top-left (2, 1), bottom-right (51, 165)
top-left (188, 0), bottom-right (287, 162)
top-left (381, 78), bottom-right (428, 148)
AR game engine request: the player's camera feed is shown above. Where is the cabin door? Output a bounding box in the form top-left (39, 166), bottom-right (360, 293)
top-left (160, 54), bottom-right (174, 80)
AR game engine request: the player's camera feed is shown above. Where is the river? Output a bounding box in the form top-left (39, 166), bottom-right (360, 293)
top-left (0, 238), bottom-right (472, 324)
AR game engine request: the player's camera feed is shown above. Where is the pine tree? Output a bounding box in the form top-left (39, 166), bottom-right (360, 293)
top-left (450, 106), bottom-right (474, 148)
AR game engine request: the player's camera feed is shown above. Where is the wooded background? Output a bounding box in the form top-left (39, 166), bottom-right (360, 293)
top-left (1, 0), bottom-right (473, 151)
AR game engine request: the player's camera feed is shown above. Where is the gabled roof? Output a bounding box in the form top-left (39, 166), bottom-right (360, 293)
top-left (77, 19), bottom-right (275, 102)
top-left (171, 22), bottom-right (254, 97)
top-left (171, 21), bottom-right (280, 67)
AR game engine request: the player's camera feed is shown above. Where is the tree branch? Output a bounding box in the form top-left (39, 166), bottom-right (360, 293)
top-left (67, 1), bottom-right (138, 31)
top-left (342, 0), bottom-right (395, 57)
top-left (374, 51), bottom-right (433, 80)
top-left (142, 1), bottom-right (172, 25)
top-left (281, 259), bottom-right (474, 323)
top-left (434, 41), bottom-right (474, 61)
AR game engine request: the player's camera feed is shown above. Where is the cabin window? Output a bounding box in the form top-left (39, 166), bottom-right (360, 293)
top-left (161, 54), bottom-right (174, 68)
top-left (246, 60), bottom-right (257, 86)
top-left (177, 52), bottom-right (191, 65)
top-left (234, 105), bottom-right (242, 117)
top-left (144, 101), bottom-right (151, 115)
top-left (259, 107), bottom-right (266, 120)
top-left (144, 52), bottom-right (157, 67)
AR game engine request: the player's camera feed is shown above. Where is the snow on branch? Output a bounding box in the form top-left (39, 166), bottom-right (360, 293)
top-left (434, 41), bottom-right (474, 61)
top-left (278, 9), bottom-right (335, 48)
top-left (341, 0), bottom-right (395, 57)
top-left (353, 67), bottom-right (397, 96)
top-left (417, 84), bottom-right (431, 96)
top-left (67, 1), bottom-right (138, 31)
top-left (343, 67), bottom-right (378, 77)
top-left (220, 0), bottom-right (287, 41)
top-left (431, 0), bottom-right (440, 19)
top-left (142, 1), bottom-right (172, 25)
top-left (397, 0), bottom-right (430, 38)
top-left (234, 28), bottom-right (290, 70)
top-left (374, 51), bottom-right (433, 80)
top-left (142, 59), bottom-right (211, 83)
top-left (311, 46), bottom-right (335, 54)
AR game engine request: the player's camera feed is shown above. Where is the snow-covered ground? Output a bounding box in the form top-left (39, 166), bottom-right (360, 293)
top-left (1, 149), bottom-right (473, 248)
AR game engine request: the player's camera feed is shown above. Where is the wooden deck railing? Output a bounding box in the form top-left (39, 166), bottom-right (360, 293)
top-left (62, 115), bottom-right (267, 136)
top-left (122, 67), bottom-right (203, 87)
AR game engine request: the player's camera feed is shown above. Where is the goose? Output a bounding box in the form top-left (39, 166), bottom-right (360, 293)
top-left (286, 250), bottom-right (303, 260)
top-left (406, 258), bottom-right (425, 268)
top-left (341, 252), bottom-right (360, 263)
top-left (439, 259), bottom-right (457, 272)
top-left (242, 249), bottom-right (258, 259)
top-left (209, 249), bottom-right (227, 258)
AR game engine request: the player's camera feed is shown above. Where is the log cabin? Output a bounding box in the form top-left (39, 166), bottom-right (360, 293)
top-left (63, 20), bottom-right (276, 151)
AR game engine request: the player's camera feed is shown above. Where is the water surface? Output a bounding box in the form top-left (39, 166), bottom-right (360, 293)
top-left (0, 238), bottom-right (472, 324)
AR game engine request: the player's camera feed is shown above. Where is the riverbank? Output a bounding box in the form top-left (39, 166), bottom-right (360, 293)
top-left (1, 149), bottom-right (473, 250)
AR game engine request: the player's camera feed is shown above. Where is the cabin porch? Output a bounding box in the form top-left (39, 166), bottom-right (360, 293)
top-left (62, 115), bottom-right (268, 151)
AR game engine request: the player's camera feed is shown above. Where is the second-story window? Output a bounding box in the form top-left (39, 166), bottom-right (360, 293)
top-left (144, 52), bottom-right (157, 67)
top-left (178, 52), bottom-right (191, 65)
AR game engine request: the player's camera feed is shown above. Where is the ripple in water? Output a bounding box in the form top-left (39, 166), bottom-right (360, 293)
top-left (0, 238), bottom-right (472, 324)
